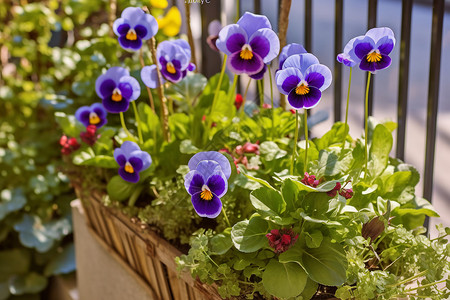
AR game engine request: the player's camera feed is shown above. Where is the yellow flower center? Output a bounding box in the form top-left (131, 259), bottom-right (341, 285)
top-left (124, 162), bottom-right (134, 173)
top-left (240, 44), bottom-right (253, 60)
top-left (295, 83), bottom-right (310, 95)
top-left (200, 185), bottom-right (213, 201)
top-left (126, 29), bottom-right (137, 41)
top-left (89, 112), bottom-right (100, 125)
top-left (367, 50), bottom-right (382, 63)
top-left (166, 62), bottom-right (176, 74)
top-left (111, 88), bottom-right (122, 102)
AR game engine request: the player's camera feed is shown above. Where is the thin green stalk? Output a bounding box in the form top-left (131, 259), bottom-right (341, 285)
top-left (228, 74), bottom-right (239, 102)
top-left (131, 101), bottom-right (143, 144)
top-left (235, 0), bottom-right (240, 22)
top-left (405, 279), bottom-right (446, 292)
top-left (387, 270), bottom-right (428, 288)
top-left (303, 110), bottom-right (308, 174)
top-left (257, 79), bottom-right (264, 109)
top-left (119, 112), bottom-right (133, 139)
top-left (221, 207), bottom-right (231, 227)
top-left (268, 65), bottom-right (275, 140)
top-left (240, 78), bottom-right (252, 118)
top-left (341, 67), bottom-right (352, 152)
top-left (290, 110), bottom-right (299, 175)
top-left (364, 72), bottom-right (372, 179)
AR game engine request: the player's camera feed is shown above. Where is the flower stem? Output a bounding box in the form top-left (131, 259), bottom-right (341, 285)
top-left (341, 67), bottom-right (352, 152)
top-left (235, 0), bottom-right (240, 22)
top-left (131, 101), bottom-right (143, 144)
top-left (240, 78), bottom-right (252, 118)
top-left (119, 112), bottom-right (133, 139)
top-left (364, 72), bottom-right (372, 179)
top-left (303, 110), bottom-right (309, 174)
top-left (149, 37), bottom-right (170, 142)
top-left (257, 79), bottom-right (264, 110)
top-left (184, 2), bottom-right (197, 68)
top-left (290, 110), bottom-right (299, 175)
top-left (139, 48), bottom-right (156, 113)
top-left (268, 65), bottom-right (275, 140)
top-left (221, 207), bottom-right (231, 228)
top-left (228, 74), bottom-right (238, 103)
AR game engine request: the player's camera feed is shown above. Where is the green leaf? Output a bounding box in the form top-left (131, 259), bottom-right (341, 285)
top-left (0, 188), bottom-right (27, 220)
top-left (297, 277), bottom-right (319, 300)
top-left (169, 113), bottom-right (191, 140)
top-left (106, 175), bottom-right (135, 202)
top-left (203, 72), bottom-right (230, 96)
top-left (393, 197), bottom-right (439, 218)
top-left (210, 229), bottom-right (233, 255)
top-left (314, 150), bottom-right (353, 178)
top-left (242, 172), bottom-right (275, 190)
top-left (179, 139), bottom-right (199, 154)
top-left (165, 73), bottom-right (207, 104)
top-left (314, 122), bottom-right (348, 150)
top-left (250, 187), bottom-right (286, 217)
top-left (368, 124), bottom-right (393, 178)
top-left (73, 150), bottom-right (117, 168)
top-left (259, 141), bottom-right (288, 161)
top-left (262, 259), bottom-right (308, 299)
top-left (231, 217), bottom-right (268, 253)
top-left (0, 249), bottom-right (30, 281)
top-left (281, 178), bottom-right (301, 212)
top-left (305, 230), bottom-right (323, 248)
top-left (9, 272), bottom-right (47, 295)
top-left (290, 178), bottom-right (339, 193)
top-left (43, 243), bottom-right (75, 276)
top-left (0, 281), bottom-right (9, 300)
top-left (54, 112), bottom-right (84, 137)
top-left (280, 238), bottom-right (347, 286)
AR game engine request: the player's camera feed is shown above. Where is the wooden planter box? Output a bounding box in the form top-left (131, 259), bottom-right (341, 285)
top-left (72, 190), bottom-right (222, 300)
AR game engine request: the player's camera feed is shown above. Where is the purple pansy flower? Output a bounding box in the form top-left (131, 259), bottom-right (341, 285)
top-left (337, 36), bottom-right (361, 67)
top-left (95, 67), bottom-right (141, 113)
top-left (114, 141), bottom-right (152, 183)
top-left (278, 43), bottom-right (307, 70)
top-left (276, 53), bottom-right (332, 109)
top-left (216, 12), bottom-right (280, 76)
top-left (141, 39), bottom-right (195, 88)
top-left (352, 27), bottom-right (396, 73)
top-left (207, 20), bottom-right (222, 52)
top-left (75, 103), bottom-right (108, 128)
top-left (184, 151), bottom-right (231, 218)
top-left (113, 7), bottom-right (158, 51)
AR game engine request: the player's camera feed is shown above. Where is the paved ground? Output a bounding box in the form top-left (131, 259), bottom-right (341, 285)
top-left (183, 0), bottom-right (450, 236)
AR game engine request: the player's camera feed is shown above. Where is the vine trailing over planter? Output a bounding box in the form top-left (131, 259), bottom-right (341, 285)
top-left (56, 2), bottom-right (450, 300)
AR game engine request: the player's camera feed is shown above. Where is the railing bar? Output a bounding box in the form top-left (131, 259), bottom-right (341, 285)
top-left (333, 0), bottom-right (343, 122)
top-left (254, 0), bottom-right (261, 14)
top-left (200, 0), bottom-right (221, 78)
top-left (305, 0), bottom-right (312, 52)
top-left (396, 0), bottom-right (413, 160)
top-left (365, 0), bottom-right (377, 117)
top-left (423, 0), bottom-right (445, 206)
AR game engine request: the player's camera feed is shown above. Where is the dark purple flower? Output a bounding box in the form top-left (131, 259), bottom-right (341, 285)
top-left (113, 7), bottom-right (158, 51)
top-left (352, 27), bottom-right (395, 73)
top-left (266, 228), bottom-right (299, 253)
top-left (141, 39), bottom-right (195, 88)
top-left (216, 12), bottom-right (280, 76)
top-left (75, 103), bottom-right (108, 128)
top-left (275, 53), bottom-right (332, 109)
top-left (188, 151), bottom-right (231, 180)
top-left (337, 36), bottom-right (362, 67)
top-left (184, 160), bottom-right (228, 218)
top-left (114, 141), bottom-right (152, 183)
top-left (279, 43), bottom-right (307, 69)
top-left (95, 67), bottom-right (140, 113)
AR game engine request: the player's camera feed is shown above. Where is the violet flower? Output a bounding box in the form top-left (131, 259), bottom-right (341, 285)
top-left (337, 37), bottom-right (361, 67)
top-left (275, 53), bottom-right (332, 109)
top-left (279, 43), bottom-right (307, 70)
top-left (113, 7), bottom-right (158, 51)
top-left (75, 103), bottom-right (108, 128)
top-left (95, 67), bottom-right (141, 113)
top-left (114, 141), bottom-right (152, 183)
top-left (352, 27), bottom-right (395, 72)
top-left (216, 12), bottom-right (280, 76)
top-left (141, 39), bottom-right (195, 88)
top-left (184, 151), bottom-right (231, 218)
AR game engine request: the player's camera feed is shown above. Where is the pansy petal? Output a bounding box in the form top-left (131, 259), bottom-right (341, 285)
top-left (118, 167), bottom-right (140, 183)
top-left (287, 86), bottom-right (322, 109)
top-left (184, 171), bottom-right (205, 195)
top-left (365, 27), bottom-right (395, 44)
top-left (206, 172), bottom-right (228, 198)
top-left (249, 64), bottom-right (267, 80)
top-left (102, 97), bottom-right (129, 113)
top-left (134, 25), bottom-right (148, 39)
top-left (119, 76), bottom-right (140, 100)
top-left (282, 53), bottom-right (319, 74)
top-left (123, 37), bottom-right (143, 51)
top-left (172, 39), bottom-right (191, 58)
top-left (97, 79), bottom-right (116, 99)
top-left (354, 41), bottom-right (374, 59)
top-left (128, 156), bottom-right (144, 173)
top-left (95, 67), bottom-right (130, 98)
top-left (305, 64), bottom-right (332, 91)
top-left (359, 59), bottom-right (377, 72)
top-left (75, 106), bottom-right (91, 127)
top-left (216, 24), bottom-right (248, 55)
top-left (141, 65), bottom-right (163, 88)
top-left (228, 51), bottom-right (264, 75)
top-left (376, 37), bottom-right (394, 55)
top-left (114, 21), bottom-right (130, 36)
top-left (249, 28), bottom-right (279, 63)
top-left (374, 54), bottom-right (392, 71)
top-left (191, 192), bottom-right (222, 218)
top-left (188, 151), bottom-right (231, 179)
top-left (279, 43), bottom-right (307, 69)
top-left (208, 20), bottom-right (222, 36)
top-left (130, 150), bottom-right (152, 171)
top-left (120, 141), bottom-right (141, 156)
top-left (114, 154), bottom-right (127, 167)
top-left (275, 67), bottom-right (302, 95)
top-left (120, 7), bottom-right (146, 28)
top-left (237, 12), bottom-right (272, 38)
top-left (139, 14), bottom-right (159, 40)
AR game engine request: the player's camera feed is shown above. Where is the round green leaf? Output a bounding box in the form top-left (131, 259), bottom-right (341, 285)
top-left (262, 259), bottom-right (308, 299)
top-left (106, 175), bottom-right (135, 202)
top-left (9, 272), bottom-right (48, 295)
top-left (231, 217), bottom-right (268, 253)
